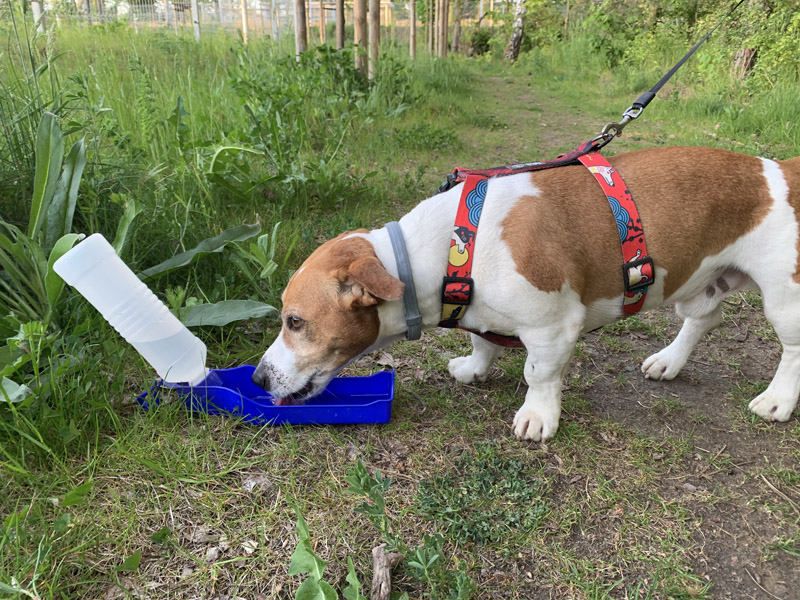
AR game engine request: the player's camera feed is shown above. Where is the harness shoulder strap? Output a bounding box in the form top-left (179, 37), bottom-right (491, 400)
top-left (440, 174), bottom-right (486, 326)
top-left (577, 152), bottom-right (654, 314)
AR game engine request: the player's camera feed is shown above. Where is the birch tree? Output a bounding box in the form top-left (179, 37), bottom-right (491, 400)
top-left (503, 0), bottom-right (527, 61)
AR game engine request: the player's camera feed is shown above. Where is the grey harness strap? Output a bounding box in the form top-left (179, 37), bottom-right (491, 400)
top-left (385, 221), bottom-right (422, 341)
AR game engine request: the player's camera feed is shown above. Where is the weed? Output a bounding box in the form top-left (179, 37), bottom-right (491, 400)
top-left (416, 442), bottom-right (549, 545)
top-left (345, 461), bottom-right (477, 599)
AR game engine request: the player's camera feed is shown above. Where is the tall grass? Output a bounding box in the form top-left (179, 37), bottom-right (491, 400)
top-left (0, 18), bottom-right (476, 596)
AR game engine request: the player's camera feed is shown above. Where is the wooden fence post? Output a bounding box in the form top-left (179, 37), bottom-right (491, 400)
top-left (306, 0), bottom-right (311, 44)
top-left (295, 0), bottom-right (308, 57)
top-left (319, 0), bottom-right (326, 42)
top-left (191, 0), bottom-right (201, 40)
top-left (354, 0), bottom-right (367, 75)
top-left (31, 0), bottom-right (45, 31)
top-left (368, 0), bottom-right (379, 79)
top-left (336, 0), bottom-right (344, 48)
top-left (241, 0), bottom-right (249, 43)
top-left (409, 0), bottom-right (416, 59)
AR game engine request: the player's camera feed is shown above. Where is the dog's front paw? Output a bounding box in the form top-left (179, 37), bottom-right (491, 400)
top-left (641, 347), bottom-right (686, 381)
top-left (749, 390), bottom-right (796, 422)
top-left (448, 356), bottom-right (488, 384)
top-left (513, 406), bottom-right (559, 442)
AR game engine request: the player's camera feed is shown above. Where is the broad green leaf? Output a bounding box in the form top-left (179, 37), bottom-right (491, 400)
top-left (288, 539), bottom-right (327, 580)
top-left (54, 513), bottom-right (71, 534)
top-left (343, 557), bottom-right (367, 600)
top-left (138, 224), bottom-right (261, 281)
top-left (208, 144), bottom-right (263, 174)
top-left (167, 95), bottom-right (190, 143)
top-left (116, 550), bottom-right (142, 572)
top-left (317, 581), bottom-right (337, 600)
top-left (29, 113), bottom-right (65, 240)
top-left (150, 526), bottom-right (171, 544)
top-left (181, 300), bottom-right (277, 327)
top-left (112, 196), bottom-right (141, 257)
top-left (288, 508), bottom-right (326, 579)
top-left (62, 481), bottom-right (93, 507)
top-left (44, 138), bottom-right (86, 251)
top-left (0, 377), bottom-right (32, 404)
top-left (295, 578), bottom-right (338, 600)
top-left (295, 578), bottom-right (323, 600)
top-left (45, 233), bottom-right (83, 311)
top-left (59, 420), bottom-right (80, 445)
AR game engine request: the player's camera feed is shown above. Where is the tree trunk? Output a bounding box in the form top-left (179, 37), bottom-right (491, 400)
top-left (336, 0), bottom-right (345, 48)
top-left (733, 47), bottom-right (757, 79)
top-left (354, 0), bottom-right (367, 75)
top-left (409, 0), bottom-right (416, 59)
top-left (442, 0), bottom-right (449, 57)
top-left (503, 0), bottom-right (526, 61)
top-left (83, 0), bottom-right (92, 26)
top-left (437, 0), bottom-right (445, 57)
top-left (294, 0), bottom-right (308, 57)
top-left (368, 0), bottom-right (380, 79)
top-left (427, 0), bottom-right (433, 53)
top-left (452, 1), bottom-right (461, 54)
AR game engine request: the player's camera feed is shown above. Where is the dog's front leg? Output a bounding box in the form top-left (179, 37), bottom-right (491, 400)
top-left (513, 325), bottom-right (580, 442)
top-left (448, 333), bottom-right (504, 383)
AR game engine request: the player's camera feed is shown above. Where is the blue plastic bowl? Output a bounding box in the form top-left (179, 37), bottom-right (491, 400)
top-left (137, 365), bottom-right (394, 425)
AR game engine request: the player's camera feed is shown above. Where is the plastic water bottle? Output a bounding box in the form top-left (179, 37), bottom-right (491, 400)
top-left (54, 234), bottom-right (208, 385)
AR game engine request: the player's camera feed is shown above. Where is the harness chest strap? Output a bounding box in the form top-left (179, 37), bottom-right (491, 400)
top-left (438, 152), bottom-right (655, 344)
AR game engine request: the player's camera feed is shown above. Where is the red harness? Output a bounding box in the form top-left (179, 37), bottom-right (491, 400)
top-left (438, 150), bottom-right (654, 347)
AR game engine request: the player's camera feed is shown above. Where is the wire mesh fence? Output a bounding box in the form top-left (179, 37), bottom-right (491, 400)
top-left (28, 0), bottom-right (490, 43)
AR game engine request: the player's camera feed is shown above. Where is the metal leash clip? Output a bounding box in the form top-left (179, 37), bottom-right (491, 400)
top-left (600, 104), bottom-right (644, 140)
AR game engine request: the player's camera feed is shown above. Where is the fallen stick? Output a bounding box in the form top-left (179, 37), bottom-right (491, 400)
top-left (371, 544), bottom-right (404, 600)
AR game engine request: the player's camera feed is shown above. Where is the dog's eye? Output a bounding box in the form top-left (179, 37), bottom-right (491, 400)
top-left (286, 315), bottom-right (305, 331)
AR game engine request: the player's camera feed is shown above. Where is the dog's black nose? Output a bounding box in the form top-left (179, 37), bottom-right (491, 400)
top-left (252, 367), bottom-right (271, 391)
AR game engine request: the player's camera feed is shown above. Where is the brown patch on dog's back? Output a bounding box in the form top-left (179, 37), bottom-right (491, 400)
top-left (779, 157), bottom-right (800, 283)
top-left (503, 147), bottom-right (774, 303)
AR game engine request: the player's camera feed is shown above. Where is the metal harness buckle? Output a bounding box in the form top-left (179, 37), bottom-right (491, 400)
top-left (622, 256), bottom-right (655, 292)
top-left (441, 276), bottom-right (474, 306)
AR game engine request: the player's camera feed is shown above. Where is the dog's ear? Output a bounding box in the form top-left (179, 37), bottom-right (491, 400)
top-left (336, 257), bottom-right (404, 308)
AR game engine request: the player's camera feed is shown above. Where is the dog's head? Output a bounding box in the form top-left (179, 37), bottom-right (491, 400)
top-left (252, 232), bottom-right (403, 404)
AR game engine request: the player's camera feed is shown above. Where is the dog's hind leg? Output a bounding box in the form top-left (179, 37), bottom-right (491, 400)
top-left (642, 269), bottom-right (751, 381)
top-left (449, 333), bottom-right (504, 383)
top-left (749, 286), bottom-right (800, 421)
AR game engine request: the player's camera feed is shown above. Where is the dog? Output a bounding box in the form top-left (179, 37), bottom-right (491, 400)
top-left (252, 146), bottom-right (800, 441)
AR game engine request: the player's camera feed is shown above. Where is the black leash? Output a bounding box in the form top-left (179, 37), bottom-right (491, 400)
top-left (594, 0), bottom-right (746, 145)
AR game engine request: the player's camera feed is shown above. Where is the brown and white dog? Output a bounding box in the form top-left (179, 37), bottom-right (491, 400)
top-left (252, 146), bottom-right (800, 441)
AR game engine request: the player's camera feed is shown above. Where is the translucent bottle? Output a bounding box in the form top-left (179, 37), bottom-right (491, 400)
top-left (54, 234), bottom-right (208, 385)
